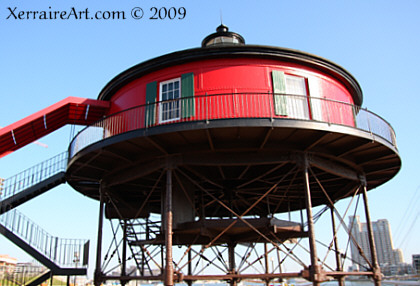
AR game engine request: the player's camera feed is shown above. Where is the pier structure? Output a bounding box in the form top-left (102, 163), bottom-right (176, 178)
top-left (0, 25), bottom-right (401, 286)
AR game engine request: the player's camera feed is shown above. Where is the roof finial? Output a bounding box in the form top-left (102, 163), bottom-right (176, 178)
top-left (220, 9), bottom-right (223, 25)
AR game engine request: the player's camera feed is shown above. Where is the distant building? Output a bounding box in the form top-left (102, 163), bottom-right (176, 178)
top-left (413, 254), bottom-right (420, 274)
top-left (349, 216), bottom-right (404, 270)
top-left (393, 249), bottom-right (404, 265)
top-left (0, 254), bottom-right (17, 277)
top-left (381, 263), bottom-right (415, 276)
top-left (13, 262), bottom-right (46, 275)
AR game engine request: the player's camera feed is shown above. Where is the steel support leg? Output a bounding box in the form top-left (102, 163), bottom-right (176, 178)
top-left (362, 183), bottom-right (381, 286)
top-left (94, 184), bottom-right (105, 286)
top-left (228, 243), bottom-right (237, 286)
top-left (330, 206), bottom-right (345, 286)
top-left (277, 246), bottom-right (283, 282)
top-left (303, 158), bottom-right (322, 286)
top-left (165, 168), bottom-right (174, 286)
top-left (187, 250), bottom-right (193, 286)
top-left (264, 243), bottom-right (270, 286)
top-left (121, 220), bottom-right (127, 286)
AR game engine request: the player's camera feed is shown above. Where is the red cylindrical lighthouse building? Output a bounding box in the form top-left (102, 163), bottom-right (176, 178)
top-left (64, 25), bottom-right (400, 286)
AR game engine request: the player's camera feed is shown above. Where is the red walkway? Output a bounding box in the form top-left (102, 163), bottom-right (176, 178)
top-left (0, 97), bottom-right (109, 158)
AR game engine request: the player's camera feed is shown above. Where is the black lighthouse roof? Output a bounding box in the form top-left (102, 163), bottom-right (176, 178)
top-left (201, 24), bottom-right (245, 47)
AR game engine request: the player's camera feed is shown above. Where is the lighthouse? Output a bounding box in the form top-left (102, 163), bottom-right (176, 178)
top-left (0, 25), bottom-right (401, 286)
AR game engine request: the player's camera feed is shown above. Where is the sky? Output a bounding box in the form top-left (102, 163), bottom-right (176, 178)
top-left (1, 0), bottom-right (419, 279)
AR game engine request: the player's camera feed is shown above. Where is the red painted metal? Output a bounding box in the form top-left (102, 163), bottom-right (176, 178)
top-left (0, 97), bottom-right (109, 158)
top-left (108, 58), bottom-right (355, 115)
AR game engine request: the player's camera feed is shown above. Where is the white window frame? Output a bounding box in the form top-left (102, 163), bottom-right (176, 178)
top-left (159, 77), bottom-right (181, 123)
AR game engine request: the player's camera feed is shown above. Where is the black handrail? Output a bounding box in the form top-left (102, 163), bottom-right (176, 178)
top-left (68, 92), bottom-right (397, 159)
top-left (0, 152), bottom-right (67, 203)
top-left (0, 209), bottom-right (89, 268)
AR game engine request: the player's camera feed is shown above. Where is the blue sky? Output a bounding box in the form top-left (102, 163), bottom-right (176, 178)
top-left (1, 0), bottom-right (419, 278)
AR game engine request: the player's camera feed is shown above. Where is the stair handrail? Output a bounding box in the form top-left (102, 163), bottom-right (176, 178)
top-left (0, 208), bottom-right (89, 268)
top-left (2, 263), bottom-right (48, 286)
top-left (0, 152), bottom-right (68, 203)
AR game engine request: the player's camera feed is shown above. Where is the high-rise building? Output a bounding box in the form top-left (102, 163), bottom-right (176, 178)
top-left (349, 216), bottom-right (404, 270)
top-left (413, 254), bottom-right (420, 274)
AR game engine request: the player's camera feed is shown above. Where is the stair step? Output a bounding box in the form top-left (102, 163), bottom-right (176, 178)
top-left (25, 269), bottom-right (51, 286)
top-left (0, 210), bottom-right (89, 275)
top-left (0, 172), bottom-right (66, 214)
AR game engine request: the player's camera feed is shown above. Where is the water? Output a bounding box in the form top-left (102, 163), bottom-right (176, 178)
top-left (121, 279), bottom-right (419, 286)
top-left (134, 281), bottom-right (378, 286)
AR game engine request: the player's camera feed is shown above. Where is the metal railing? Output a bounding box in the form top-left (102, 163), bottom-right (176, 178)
top-left (69, 93), bottom-right (397, 158)
top-left (126, 219), bottom-right (162, 241)
top-left (0, 208), bottom-right (89, 268)
top-left (0, 152), bottom-right (67, 202)
top-left (0, 153), bottom-right (89, 269)
top-left (1, 263), bottom-right (48, 286)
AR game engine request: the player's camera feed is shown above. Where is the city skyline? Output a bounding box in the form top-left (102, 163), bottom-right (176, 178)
top-left (349, 216), bottom-right (405, 269)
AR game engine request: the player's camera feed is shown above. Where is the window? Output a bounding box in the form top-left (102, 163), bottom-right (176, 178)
top-left (159, 78), bottom-right (181, 122)
top-left (285, 75), bottom-right (306, 96)
top-left (284, 74), bottom-right (310, 119)
top-left (145, 73), bottom-right (195, 127)
top-left (272, 71), bottom-right (310, 119)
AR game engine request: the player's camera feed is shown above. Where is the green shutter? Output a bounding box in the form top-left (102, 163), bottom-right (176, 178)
top-left (145, 81), bottom-right (157, 126)
top-left (272, 70), bottom-right (287, 116)
top-left (181, 73), bottom-right (195, 118)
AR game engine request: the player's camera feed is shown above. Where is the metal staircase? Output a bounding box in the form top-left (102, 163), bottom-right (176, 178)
top-left (25, 269), bottom-right (52, 286)
top-left (0, 152), bottom-right (67, 214)
top-left (0, 209), bottom-right (89, 274)
top-left (121, 219), bottom-right (162, 276)
top-left (1, 265), bottom-right (50, 286)
top-left (0, 152), bottom-right (89, 283)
